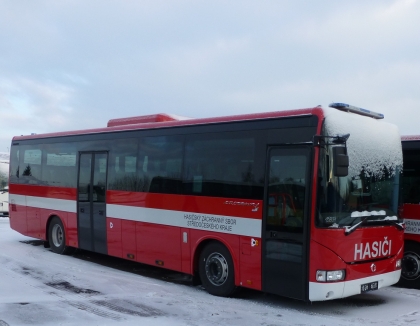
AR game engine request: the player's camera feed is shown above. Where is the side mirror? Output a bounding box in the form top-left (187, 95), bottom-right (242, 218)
top-left (333, 146), bottom-right (349, 177)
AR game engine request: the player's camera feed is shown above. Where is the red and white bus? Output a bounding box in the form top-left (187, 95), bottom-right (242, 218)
top-left (9, 103), bottom-right (404, 301)
top-left (399, 135), bottom-right (420, 287)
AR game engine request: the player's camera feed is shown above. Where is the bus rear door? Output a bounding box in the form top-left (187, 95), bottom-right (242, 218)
top-left (77, 152), bottom-right (108, 254)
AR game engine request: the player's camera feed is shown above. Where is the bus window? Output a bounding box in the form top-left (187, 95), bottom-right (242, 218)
top-left (20, 146), bottom-right (42, 185)
top-left (183, 133), bottom-right (257, 199)
top-left (42, 143), bottom-right (77, 187)
top-left (9, 146), bottom-right (20, 184)
top-left (108, 139), bottom-right (141, 191)
top-left (139, 136), bottom-right (183, 194)
top-left (267, 152), bottom-right (307, 230)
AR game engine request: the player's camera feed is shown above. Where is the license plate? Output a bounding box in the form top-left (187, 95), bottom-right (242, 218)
top-left (361, 281), bottom-right (378, 293)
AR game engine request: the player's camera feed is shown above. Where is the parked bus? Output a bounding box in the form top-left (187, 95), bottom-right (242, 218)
top-left (399, 135), bottom-right (420, 287)
top-left (0, 186), bottom-right (8, 217)
top-left (0, 153), bottom-right (9, 216)
top-left (8, 103), bottom-right (404, 301)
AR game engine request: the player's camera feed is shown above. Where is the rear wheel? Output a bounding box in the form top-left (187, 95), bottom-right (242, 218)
top-left (199, 242), bottom-right (236, 297)
top-left (399, 242), bottom-right (420, 288)
top-left (48, 217), bottom-right (72, 255)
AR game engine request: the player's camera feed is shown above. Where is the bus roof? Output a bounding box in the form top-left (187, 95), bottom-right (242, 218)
top-left (401, 135), bottom-right (420, 142)
top-left (12, 107), bottom-right (324, 142)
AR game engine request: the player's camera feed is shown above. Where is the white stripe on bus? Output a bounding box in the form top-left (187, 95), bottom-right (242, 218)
top-left (9, 195), bottom-right (262, 238)
top-left (9, 194), bottom-right (77, 213)
top-left (107, 204), bottom-right (262, 238)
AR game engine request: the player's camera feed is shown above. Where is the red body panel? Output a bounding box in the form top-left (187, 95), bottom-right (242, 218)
top-left (9, 204), bottom-right (27, 234)
top-left (8, 184), bottom-right (78, 246)
top-left (180, 228), bottom-right (191, 274)
top-left (9, 205), bottom-right (78, 247)
top-left (10, 184), bottom-right (263, 291)
top-left (136, 222), bottom-right (182, 271)
top-left (107, 218), bottom-right (122, 258)
top-left (310, 228), bottom-right (404, 282)
top-left (9, 183), bottom-right (77, 200)
top-left (313, 227), bottom-right (403, 263)
top-left (107, 190), bottom-right (263, 289)
top-left (401, 203), bottom-right (420, 220)
top-left (239, 235), bottom-right (262, 289)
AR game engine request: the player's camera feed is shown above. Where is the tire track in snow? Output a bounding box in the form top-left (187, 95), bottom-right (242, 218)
top-left (1, 255), bottom-right (164, 321)
top-left (396, 310), bottom-right (420, 325)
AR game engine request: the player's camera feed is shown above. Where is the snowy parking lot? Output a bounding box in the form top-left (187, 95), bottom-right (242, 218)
top-left (1, 217), bottom-right (420, 326)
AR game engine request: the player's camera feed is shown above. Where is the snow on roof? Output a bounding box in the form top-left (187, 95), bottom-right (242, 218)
top-left (323, 107), bottom-right (402, 178)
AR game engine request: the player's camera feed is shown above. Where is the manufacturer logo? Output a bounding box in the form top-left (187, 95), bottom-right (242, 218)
top-left (224, 201), bottom-right (259, 212)
top-left (371, 264), bottom-right (377, 272)
top-left (354, 236), bottom-right (392, 261)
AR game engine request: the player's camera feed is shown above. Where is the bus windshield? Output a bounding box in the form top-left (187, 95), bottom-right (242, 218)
top-left (317, 108), bottom-right (403, 229)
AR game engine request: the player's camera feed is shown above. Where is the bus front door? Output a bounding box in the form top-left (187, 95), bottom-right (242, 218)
top-left (77, 152), bottom-right (108, 254)
top-left (262, 146), bottom-right (310, 301)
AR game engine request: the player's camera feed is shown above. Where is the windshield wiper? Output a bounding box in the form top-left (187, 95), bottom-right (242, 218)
top-left (344, 212), bottom-right (403, 235)
top-left (370, 216), bottom-right (404, 231)
top-left (388, 221), bottom-right (405, 231)
top-left (344, 215), bottom-right (370, 236)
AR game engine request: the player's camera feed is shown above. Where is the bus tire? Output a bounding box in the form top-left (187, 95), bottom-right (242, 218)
top-left (199, 242), bottom-right (236, 297)
top-left (399, 242), bottom-right (420, 288)
top-left (48, 217), bottom-right (71, 255)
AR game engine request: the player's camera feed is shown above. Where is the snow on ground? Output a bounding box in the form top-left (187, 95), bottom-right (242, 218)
top-left (1, 217), bottom-right (420, 326)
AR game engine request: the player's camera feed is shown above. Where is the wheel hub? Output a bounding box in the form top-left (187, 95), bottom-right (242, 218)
top-left (51, 224), bottom-right (64, 248)
top-left (402, 252), bottom-right (420, 280)
top-left (205, 252), bottom-right (228, 286)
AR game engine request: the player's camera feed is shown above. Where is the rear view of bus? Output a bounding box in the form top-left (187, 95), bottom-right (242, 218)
top-left (8, 103), bottom-right (404, 302)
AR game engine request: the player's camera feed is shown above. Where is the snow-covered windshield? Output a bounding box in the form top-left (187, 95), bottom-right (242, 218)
top-left (317, 107), bottom-right (403, 228)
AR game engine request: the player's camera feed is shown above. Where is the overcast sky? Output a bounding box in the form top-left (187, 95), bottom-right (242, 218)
top-left (1, 0), bottom-right (419, 152)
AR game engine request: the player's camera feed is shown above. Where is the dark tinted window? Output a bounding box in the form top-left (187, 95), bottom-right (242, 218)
top-left (183, 133), bottom-right (259, 199)
top-left (402, 149), bottom-right (420, 204)
top-left (93, 153), bottom-right (107, 202)
top-left (139, 136), bottom-right (183, 194)
top-left (78, 152), bottom-right (108, 202)
top-left (267, 148), bottom-right (308, 231)
top-left (78, 153), bottom-right (92, 201)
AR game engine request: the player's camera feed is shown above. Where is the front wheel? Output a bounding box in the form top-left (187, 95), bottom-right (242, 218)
top-left (48, 217), bottom-right (72, 255)
top-left (399, 242), bottom-right (420, 288)
top-left (199, 242), bottom-right (236, 297)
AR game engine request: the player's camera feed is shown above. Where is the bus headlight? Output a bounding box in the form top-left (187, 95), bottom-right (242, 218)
top-left (316, 270), bottom-right (346, 282)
